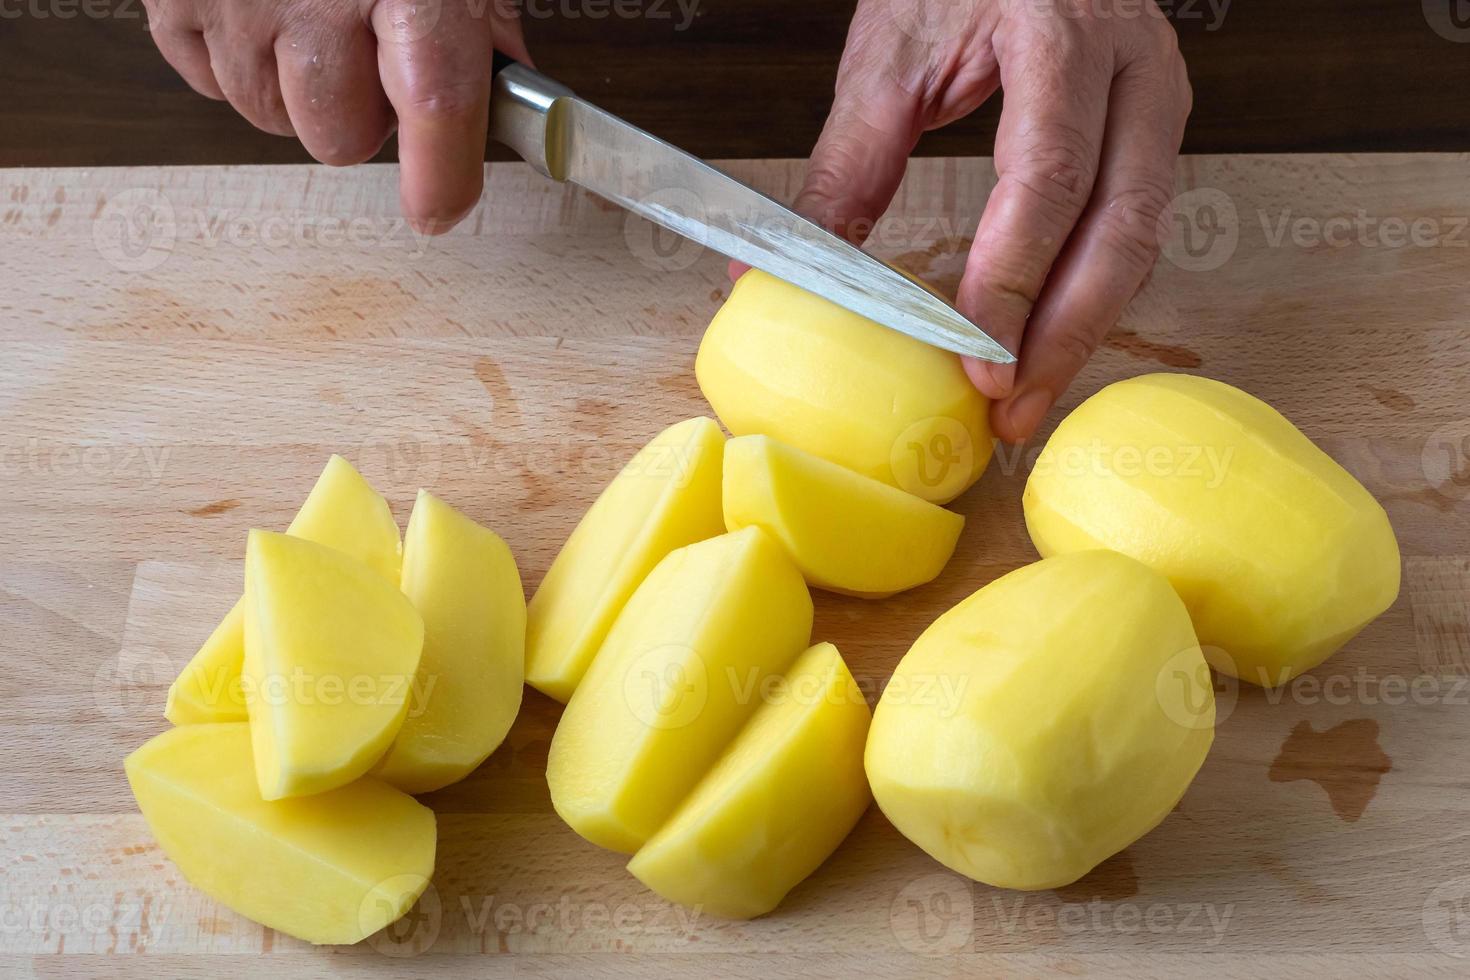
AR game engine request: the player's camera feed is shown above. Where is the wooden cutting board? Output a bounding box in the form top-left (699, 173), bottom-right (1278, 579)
top-left (2, 155), bottom-right (1467, 977)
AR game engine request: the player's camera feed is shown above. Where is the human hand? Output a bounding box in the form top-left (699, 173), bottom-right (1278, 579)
top-left (143, 0), bottom-right (531, 233)
top-left (796, 0), bottom-right (1192, 443)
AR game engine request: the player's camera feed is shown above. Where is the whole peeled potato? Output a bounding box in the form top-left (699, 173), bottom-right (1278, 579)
top-left (1023, 372), bottom-right (1400, 686)
top-left (866, 550), bottom-right (1214, 890)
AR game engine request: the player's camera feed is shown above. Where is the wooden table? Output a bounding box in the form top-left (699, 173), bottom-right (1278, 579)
top-left (2, 155), bottom-right (1467, 976)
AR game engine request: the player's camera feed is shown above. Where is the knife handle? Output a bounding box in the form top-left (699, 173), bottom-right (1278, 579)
top-left (489, 53), bottom-right (574, 180)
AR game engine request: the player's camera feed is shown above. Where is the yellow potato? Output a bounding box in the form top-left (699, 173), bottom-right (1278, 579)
top-left (696, 269), bottom-right (992, 504)
top-left (526, 416), bottom-right (726, 703)
top-left (125, 723), bottom-right (435, 945)
top-left (547, 527), bottom-right (813, 853)
top-left (244, 530), bottom-right (424, 800)
top-left (375, 491), bottom-right (525, 794)
top-left (628, 642), bottom-right (871, 918)
top-left (1023, 373), bottom-right (1401, 685)
top-left (165, 455), bottom-right (402, 725)
top-left (722, 435), bottom-right (964, 597)
top-left (866, 550), bottom-right (1213, 890)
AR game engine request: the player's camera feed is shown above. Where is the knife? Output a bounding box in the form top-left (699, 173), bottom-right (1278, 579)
top-left (487, 58), bottom-right (1014, 364)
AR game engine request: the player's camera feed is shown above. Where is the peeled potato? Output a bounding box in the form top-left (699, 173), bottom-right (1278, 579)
top-left (165, 455), bottom-right (401, 725)
top-left (696, 269), bottom-right (992, 504)
top-left (629, 642), bottom-right (871, 918)
top-left (722, 435), bottom-right (964, 597)
top-left (866, 550), bottom-right (1214, 891)
top-left (125, 723), bottom-right (435, 945)
top-left (1023, 372), bottom-right (1401, 685)
top-left (526, 417), bottom-right (726, 702)
top-left (547, 527), bottom-right (813, 853)
top-left (243, 530), bottom-right (424, 800)
top-left (375, 491), bottom-right (525, 794)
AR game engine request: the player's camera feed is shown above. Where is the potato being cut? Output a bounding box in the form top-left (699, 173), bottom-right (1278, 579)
top-left (166, 455), bottom-right (402, 725)
top-left (547, 527), bottom-right (813, 853)
top-left (1023, 373), bottom-right (1401, 685)
top-left (722, 435), bottom-right (964, 597)
top-left (375, 491), bottom-right (526, 794)
top-left (125, 723), bottom-right (435, 945)
top-left (243, 530), bottom-right (424, 800)
top-left (696, 269), bottom-right (992, 504)
top-left (526, 416), bottom-right (726, 703)
top-left (866, 551), bottom-right (1214, 891)
top-left (628, 642), bottom-right (871, 918)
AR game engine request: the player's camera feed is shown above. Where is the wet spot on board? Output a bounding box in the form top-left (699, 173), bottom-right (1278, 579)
top-left (710, 287), bottom-right (725, 303)
top-left (574, 397), bottom-right (619, 437)
top-left (1254, 852), bottom-right (1331, 903)
top-left (1362, 385), bottom-right (1416, 412)
top-left (1104, 331), bottom-right (1203, 369)
top-left (1053, 849), bottom-right (1139, 903)
top-left (473, 356), bottom-right (521, 427)
top-left (1268, 718), bottom-right (1391, 822)
top-left (187, 499), bottom-right (241, 518)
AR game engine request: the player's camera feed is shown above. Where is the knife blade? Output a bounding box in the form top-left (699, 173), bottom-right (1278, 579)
top-left (488, 60), bottom-right (1014, 364)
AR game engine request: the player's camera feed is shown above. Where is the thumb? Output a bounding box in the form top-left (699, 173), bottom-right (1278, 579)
top-left (729, 50), bottom-right (921, 281)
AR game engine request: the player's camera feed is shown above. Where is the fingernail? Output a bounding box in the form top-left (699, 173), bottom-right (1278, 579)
top-left (1005, 388), bottom-right (1053, 442)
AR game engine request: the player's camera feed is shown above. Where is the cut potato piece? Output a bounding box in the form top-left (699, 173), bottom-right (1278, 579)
top-left (866, 551), bottom-right (1213, 891)
top-left (125, 723), bottom-right (435, 945)
top-left (166, 455), bottom-right (402, 725)
top-left (628, 642), bottom-right (871, 918)
top-left (696, 269), bottom-right (992, 504)
top-left (243, 530), bottom-right (424, 800)
top-left (722, 435), bottom-right (964, 597)
top-left (1023, 373), bottom-right (1401, 685)
top-left (375, 491), bottom-right (526, 794)
top-left (547, 527), bottom-right (813, 853)
top-left (526, 417), bottom-right (726, 703)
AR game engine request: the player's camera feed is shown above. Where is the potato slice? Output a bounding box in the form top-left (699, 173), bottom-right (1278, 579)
top-left (547, 527), bottom-right (813, 853)
top-left (628, 642), bottom-right (871, 918)
top-left (866, 551), bottom-right (1213, 891)
top-left (1023, 372), bottom-right (1401, 685)
top-left (375, 491), bottom-right (525, 794)
top-left (125, 723), bottom-right (435, 945)
top-left (526, 417), bottom-right (725, 702)
top-left (696, 269), bottom-right (992, 504)
top-left (166, 455), bottom-right (402, 725)
top-left (243, 530), bottom-right (424, 799)
top-left (723, 435), bottom-right (965, 597)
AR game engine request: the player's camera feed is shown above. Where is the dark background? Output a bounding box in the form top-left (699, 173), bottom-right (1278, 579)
top-left (4, 0), bottom-right (1470, 167)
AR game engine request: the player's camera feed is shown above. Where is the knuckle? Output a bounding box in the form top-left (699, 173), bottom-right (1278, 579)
top-left (1006, 124), bottom-right (1098, 216)
top-left (1051, 326), bottom-right (1099, 374)
top-left (1094, 176), bottom-right (1177, 266)
top-left (405, 80), bottom-right (482, 121)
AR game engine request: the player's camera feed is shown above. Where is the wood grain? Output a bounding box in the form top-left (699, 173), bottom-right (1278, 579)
top-left (2, 155), bottom-right (1468, 975)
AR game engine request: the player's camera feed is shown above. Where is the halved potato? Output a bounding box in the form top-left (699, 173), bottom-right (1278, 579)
top-left (866, 550), bottom-right (1213, 890)
top-left (628, 642), bottom-right (871, 918)
top-left (125, 723), bottom-right (435, 945)
top-left (1023, 373), bottom-right (1401, 685)
top-left (696, 269), bottom-right (992, 504)
top-left (525, 417), bottom-right (726, 703)
top-left (723, 435), bottom-right (964, 597)
top-left (243, 530), bottom-right (423, 799)
top-left (165, 455), bottom-right (401, 725)
top-left (547, 527), bottom-right (813, 853)
top-left (375, 491), bottom-right (525, 794)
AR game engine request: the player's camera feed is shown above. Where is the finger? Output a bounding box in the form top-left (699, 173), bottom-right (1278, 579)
top-left (276, 24), bottom-right (393, 166)
top-left (205, 31), bottom-right (296, 137)
top-left (152, 25), bottom-right (225, 100)
top-left (995, 47), bottom-right (1191, 444)
top-left (371, 0), bottom-right (500, 234)
top-left (955, 28), bottom-right (1112, 400)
